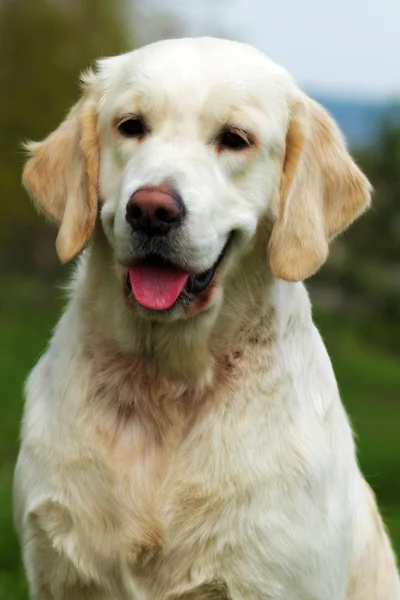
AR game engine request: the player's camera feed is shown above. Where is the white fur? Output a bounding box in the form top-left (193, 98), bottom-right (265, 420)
top-left (14, 38), bottom-right (400, 599)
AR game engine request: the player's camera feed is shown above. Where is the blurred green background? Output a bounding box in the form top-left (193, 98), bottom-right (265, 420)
top-left (0, 1), bottom-right (399, 597)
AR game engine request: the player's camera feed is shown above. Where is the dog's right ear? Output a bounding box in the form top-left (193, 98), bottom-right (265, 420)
top-left (269, 95), bottom-right (371, 281)
top-left (22, 91), bottom-right (99, 263)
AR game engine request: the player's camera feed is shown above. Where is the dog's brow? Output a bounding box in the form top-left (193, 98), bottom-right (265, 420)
top-left (109, 93), bottom-right (145, 121)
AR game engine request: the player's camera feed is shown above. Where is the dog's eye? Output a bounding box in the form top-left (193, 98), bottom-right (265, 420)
top-left (117, 117), bottom-right (146, 138)
top-left (220, 129), bottom-right (251, 150)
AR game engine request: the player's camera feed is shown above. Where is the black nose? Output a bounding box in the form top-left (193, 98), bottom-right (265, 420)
top-left (126, 185), bottom-right (184, 235)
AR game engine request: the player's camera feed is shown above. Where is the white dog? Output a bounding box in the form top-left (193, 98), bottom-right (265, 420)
top-left (14, 37), bottom-right (400, 599)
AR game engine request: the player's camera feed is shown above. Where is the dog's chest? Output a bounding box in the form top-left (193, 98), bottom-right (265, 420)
top-left (87, 382), bottom-right (251, 593)
top-left (119, 457), bottom-right (238, 599)
top-left (82, 426), bottom-right (236, 598)
top-left (35, 361), bottom-right (345, 599)
top-left (102, 413), bottom-right (271, 597)
top-left (81, 347), bottom-right (336, 598)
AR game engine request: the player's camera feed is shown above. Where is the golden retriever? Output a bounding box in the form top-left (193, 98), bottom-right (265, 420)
top-left (14, 37), bottom-right (400, 599)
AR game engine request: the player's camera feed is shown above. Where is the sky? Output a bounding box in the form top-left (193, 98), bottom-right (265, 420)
top-left (143, 0), bottom-right (400, 99)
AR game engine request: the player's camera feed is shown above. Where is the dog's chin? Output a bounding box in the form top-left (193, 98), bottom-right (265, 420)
top-left (121, 235), bottom-right (233, 320)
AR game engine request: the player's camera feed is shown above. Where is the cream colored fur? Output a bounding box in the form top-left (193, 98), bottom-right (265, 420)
top-left (14, 38), bottom-right (399, 599)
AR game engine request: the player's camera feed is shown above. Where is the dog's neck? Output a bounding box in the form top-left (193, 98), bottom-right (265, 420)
top-left (73, 234), bottom-right (308, 389)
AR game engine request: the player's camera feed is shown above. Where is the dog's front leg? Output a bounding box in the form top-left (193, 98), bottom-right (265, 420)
top-left (21, 513), bottom-right (136, 600)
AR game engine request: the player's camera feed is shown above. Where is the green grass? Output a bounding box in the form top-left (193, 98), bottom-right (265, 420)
top-left (0, 276), bottom-right (60, 599)
top-left (0, 276), bottom-right (399, 598)
top-left (314, 313), bottom-right (400, 511)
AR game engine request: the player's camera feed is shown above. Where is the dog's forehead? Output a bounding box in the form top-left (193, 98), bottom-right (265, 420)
top-left (96, 37), bottom-right (295, 116)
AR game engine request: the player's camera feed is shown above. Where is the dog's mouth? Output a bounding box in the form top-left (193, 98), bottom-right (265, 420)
top-left (125, 236), bottom-right (232, 312)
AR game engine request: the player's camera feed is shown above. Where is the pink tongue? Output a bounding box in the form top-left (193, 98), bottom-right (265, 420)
top-left (128, 264), bottom-right (190, 311)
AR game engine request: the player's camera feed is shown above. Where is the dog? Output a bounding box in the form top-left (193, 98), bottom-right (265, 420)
top-left (14, 37), bottom-right (400, 599)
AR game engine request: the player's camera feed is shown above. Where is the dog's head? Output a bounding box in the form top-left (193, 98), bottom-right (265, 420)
top-left (23, 38), bottom-right (371, 320)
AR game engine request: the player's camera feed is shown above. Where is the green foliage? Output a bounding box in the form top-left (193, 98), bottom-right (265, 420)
top-left (354, 116), bottom-right (400, 264)
top-left (0, 0), bottom-right (130, 272)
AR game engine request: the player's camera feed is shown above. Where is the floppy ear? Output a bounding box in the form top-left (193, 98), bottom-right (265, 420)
top-left (268, 95), bottom-right (372, 281)
top-left (22, 95), bottom-right (99, 262)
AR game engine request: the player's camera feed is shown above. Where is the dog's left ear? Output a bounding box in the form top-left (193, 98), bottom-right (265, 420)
top-left (269, 95), bottom-right (372, 281)
top-left (22, 93), bottom-right (98, 263)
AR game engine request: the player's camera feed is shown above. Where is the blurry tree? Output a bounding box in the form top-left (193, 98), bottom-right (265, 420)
top-left (0, 0), bottom-right (130, 274)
